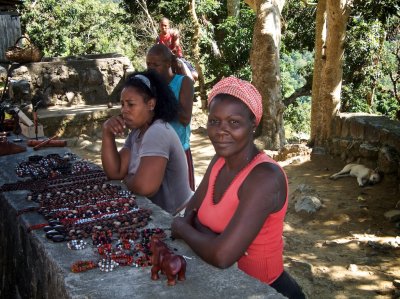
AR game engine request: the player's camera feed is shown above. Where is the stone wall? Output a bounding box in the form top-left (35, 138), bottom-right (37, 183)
top-left (327, 113), bottom-right (400, 177)
top-left (7, 53), bottom-right (134, 106)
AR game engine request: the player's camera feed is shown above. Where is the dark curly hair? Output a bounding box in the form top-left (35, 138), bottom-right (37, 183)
top-left (124, 70), bottom-right (178, 123)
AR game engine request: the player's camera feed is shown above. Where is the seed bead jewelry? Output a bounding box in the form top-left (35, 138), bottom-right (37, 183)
top-left (98, 258), bottom-right (119, 272)
top-left (67, 239), bottom-right (87, 250)
top-left (111, 253), bottom-right (133, 266)
top-left (71, 260), bottom-right (97, 273)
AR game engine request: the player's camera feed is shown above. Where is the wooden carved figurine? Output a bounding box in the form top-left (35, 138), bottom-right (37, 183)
top-left (150, 237), bottom-right (186, 286)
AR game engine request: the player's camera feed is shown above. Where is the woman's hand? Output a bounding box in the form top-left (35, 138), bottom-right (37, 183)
top-left (171, 209), bottom-right (197, 239)
top-left (102, 115), bottom-right (126, 137)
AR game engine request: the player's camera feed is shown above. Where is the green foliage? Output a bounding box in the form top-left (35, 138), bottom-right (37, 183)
top-left (341, 83), bottom-right (371, 113)
top-left (342, 17), bottom-right (399, 118)
top-left (281, 0), bottom-right (399, 122)
top-left (342, 18), bottom-right (384, 110)
top-left (121, 0), bottom-right (251, 81)
top-left (284, 98), bottom-right (311, 136)
top-left (344, 19), bottom-right (383, 84)
top-left (202, 6), bottom-right (255, 81)
top-left (17, 0), bottom-right (399, 127)
top-left (353, 0), bottom-right (399, 24)
top-left (375, 89), bottom-right (399, 120)
top-left (280, 51), bottom-right (313, 98)
top-left (161, 0), bottom-right (222, 58)
top-left (281, 51), bottom-right (313, 135)
top-left (20, 0), bottom-right (138, 61)
top-left (281, 0), bottom-right (316, 53)
top-left (121, 0), bottom-right (222, 67)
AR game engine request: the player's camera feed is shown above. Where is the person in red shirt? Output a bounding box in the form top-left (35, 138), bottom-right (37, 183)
top-left (156, 17), bottom-right (198, 82)
top-left (171, 77), bottom-right (306, 299)
top-left (157, 18), bottom-right (183, 57)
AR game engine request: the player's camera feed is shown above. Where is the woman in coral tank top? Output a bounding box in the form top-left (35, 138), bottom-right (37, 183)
top-left (171, 77), bottom-right (306, 298)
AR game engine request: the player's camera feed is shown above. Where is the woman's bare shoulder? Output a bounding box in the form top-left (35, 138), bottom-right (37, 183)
top-left (240, 161), bottom-right (287, 212)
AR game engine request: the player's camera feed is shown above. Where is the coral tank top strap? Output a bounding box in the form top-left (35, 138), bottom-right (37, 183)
top-left (198, 152), bottom-right (275, 233)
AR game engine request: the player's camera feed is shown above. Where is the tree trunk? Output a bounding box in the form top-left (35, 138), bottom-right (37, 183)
top-left (227, 0), bottom-right (241, 17)
top-left (250, 0), bottom-right (285, 150)
top-left (244, 0), bottom-right (256, 11)
top-left (310, 0), bottom-right (351, 147)
top-left (189, 0), bottom-right (208, 109)
top-left (309, 0), bottom-right (327, 146)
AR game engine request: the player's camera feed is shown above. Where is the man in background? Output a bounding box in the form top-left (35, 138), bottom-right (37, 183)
top-left (146, 44), bottom-right (196, 191)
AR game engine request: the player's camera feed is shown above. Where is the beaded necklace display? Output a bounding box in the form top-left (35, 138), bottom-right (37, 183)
top-left (1, 158), bottom-right (106, 193)
top-left (3, 154), bottom-right (151, 242)
top-left (3, 154), bottom-right (185, 276)
top-left (70, 228), bottom-right (167, 273)
top-left (15, 153), bottom-right (72, 179)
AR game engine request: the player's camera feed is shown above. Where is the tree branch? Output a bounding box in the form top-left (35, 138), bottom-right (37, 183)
top-left (283, 86), bottom-right (312, 107)
top-left (283, 75), bottom-right (313, 107)
top-left (136, 0), bottom-right (158, 37)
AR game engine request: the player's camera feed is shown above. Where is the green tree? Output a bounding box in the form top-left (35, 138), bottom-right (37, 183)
top-left (281, 51), bottom-right (313, 137)
top-left (20, 0), bottom-right (138, 61)
top-left (202, 7), bottom-right (255, 82)
top-left (281, 0), bottom-right (399, 129)
top-left (121, 0), bottom-right (222, 72)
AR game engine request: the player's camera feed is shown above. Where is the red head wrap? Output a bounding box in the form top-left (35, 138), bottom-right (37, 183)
top-left (207, 76), bottom-right (263, 126)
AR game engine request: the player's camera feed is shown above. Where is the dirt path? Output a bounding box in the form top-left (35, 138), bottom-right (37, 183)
top-left (186, 133), bottom-right (400, 299)
top-left (284, 154), bottom-right (400, 299)
top-left (70, 105), bottom-right (400, 299)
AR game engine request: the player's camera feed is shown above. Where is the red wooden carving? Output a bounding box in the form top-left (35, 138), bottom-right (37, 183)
top-left (150, 237), bottom-right (186, 286)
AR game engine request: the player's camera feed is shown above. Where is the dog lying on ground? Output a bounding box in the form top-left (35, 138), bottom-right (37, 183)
top-left (329, 163), bottom-right (381, 187)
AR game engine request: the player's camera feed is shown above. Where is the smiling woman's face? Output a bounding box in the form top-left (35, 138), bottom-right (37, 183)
top-left (207, 95), bottom-right (255, 158)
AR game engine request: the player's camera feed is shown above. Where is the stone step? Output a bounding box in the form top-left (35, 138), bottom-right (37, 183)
top-left (35, 104), bottom-right (120, 138)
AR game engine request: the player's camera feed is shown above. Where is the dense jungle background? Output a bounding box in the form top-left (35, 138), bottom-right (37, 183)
top-left (18, 0), bottom-right (399, 142)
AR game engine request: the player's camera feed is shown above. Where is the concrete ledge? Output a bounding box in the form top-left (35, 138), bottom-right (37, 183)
top-left (36, 104), bottom-right (120, 137)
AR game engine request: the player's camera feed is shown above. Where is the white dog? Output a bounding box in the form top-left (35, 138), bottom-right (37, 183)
top-left (330, 163), bottom-right (381, 187)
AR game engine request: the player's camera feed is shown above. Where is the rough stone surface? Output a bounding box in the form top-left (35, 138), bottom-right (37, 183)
top-left (86, 142), bottom-right (102, 153)
top-left (9, 79), bottom-right (30, 103)
top-left (359, 143), bottom-right (379, 159)
top-left (0, 65), bottom-right (6, 80)
top-left (290, 184), bottom-right (322, 214)
top-left (393, 279), bottom-right (400, 289)
top-left (384, 210), bottom-right (400, 222)
top-left (329, 113), bottom-right (400, 177)
top-left (273, 144), bottom-right (312, 162)
top-left (7, 53), bottom-right (133, 107)
top-left (294, 196), bottom-right (322, 213)
top-left (36, 104), bottom-right (120, 138)
top-left (378, 146), bottom-right (399, 174)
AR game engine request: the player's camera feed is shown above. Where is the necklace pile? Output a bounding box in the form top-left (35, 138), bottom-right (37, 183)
top-left (1, 152), bottom-right (174, 275)
top-left (71, 227), bottom-right (167, 273)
